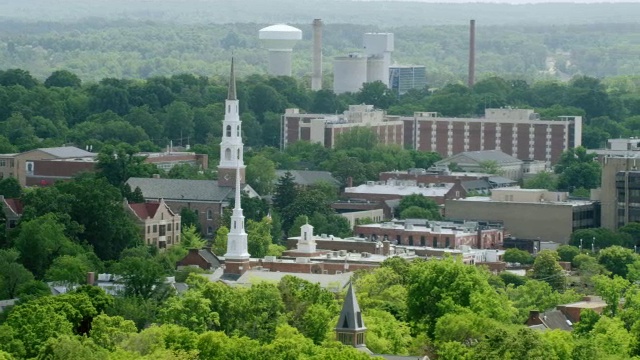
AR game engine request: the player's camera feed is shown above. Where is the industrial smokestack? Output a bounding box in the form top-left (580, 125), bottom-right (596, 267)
top-left (468, 19), bottom-right (476, 88)
top-left (311, 19), bottom-right (323, 91)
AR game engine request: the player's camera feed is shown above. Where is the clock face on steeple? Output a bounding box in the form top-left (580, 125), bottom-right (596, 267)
top-left (224, 173), bottom-right (231, 181)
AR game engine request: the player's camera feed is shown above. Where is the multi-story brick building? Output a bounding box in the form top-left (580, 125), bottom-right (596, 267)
top-left (282, 107), bottom-right (582, 165)
top-left (125, 199), bottom-right (182, 249)
top-left (281, 105), bottom-right (404, 149)
top-left (126, 177), bottom-right (258, 238)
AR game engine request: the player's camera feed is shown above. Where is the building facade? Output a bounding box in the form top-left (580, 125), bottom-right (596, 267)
top-left (126, 199), bottom-right (182, 249)
top-left (389, 66), bottom-right (427, 95)
top-left (406, 108), bottom-right (581, 164)
top-left (446, 188), bottom-right (599, 244)
top-left (598, 155), bottom-right (640, 230)
top-left (355, 220), bottom-right (504, 249)
top-left (282, 107), bottom-right (582, 165)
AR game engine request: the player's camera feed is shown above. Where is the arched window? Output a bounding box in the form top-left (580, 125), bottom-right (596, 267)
top-left (207, 209), bottom-right (213, 220)
top-left (237, 125), bottom-right (240, 137)
top-left (226, 125), bottom-right (231, 137)
top-left (237, 149), bottom-right (241, 160)
top-left (225, 148), bottom-right (231, 160)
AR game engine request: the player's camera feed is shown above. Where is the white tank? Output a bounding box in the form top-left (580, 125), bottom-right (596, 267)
top-left (259, 24), bottom-right (303, 76)
top-left (333, 54), bottom-right (367, 94)
top-left (366, 56), bottom-right (387, 84)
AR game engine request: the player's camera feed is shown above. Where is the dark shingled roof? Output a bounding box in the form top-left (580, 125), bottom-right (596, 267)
top-left (336, 283), bottom-right (366, 331)
top-left (126, 178), bottom-right (235, 202)
top-left (275, 170), bottom-right (339, 187)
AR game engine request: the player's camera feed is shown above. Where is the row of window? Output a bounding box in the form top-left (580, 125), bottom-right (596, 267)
top-left (146, 223), bottom-right (180, 234)
top-left (0, 159), bottom-right (15, 167)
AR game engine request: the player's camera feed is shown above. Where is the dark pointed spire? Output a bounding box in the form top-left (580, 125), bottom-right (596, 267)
top-left (228, 57), bottom-right (237, 100)
top-left (336, 282), bottom-right (366, 331)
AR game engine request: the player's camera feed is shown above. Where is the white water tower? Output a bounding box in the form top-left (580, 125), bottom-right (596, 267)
top-left (259, 24), bottom-right (303, 77)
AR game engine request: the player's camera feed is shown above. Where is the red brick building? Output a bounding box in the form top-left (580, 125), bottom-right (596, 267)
top-left (282, 107), bottom-right (582, 165)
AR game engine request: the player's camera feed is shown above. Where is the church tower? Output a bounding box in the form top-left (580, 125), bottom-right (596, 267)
top-left (336, 283), bottom-right (368, 349)
top-left (218, 58), bottom-right (245, 187)
top-left (223, 165), bottom-right (251, 275)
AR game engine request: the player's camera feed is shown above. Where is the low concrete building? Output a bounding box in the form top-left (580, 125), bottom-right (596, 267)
top-left (339, 209), bottom-right (385, 229)
top-left (137, 151), bottom-right (208, 172)
top-left (355, 219), bottom-right (504, 249)
top-left (435, 149), bottom-right (545, 181)
top-left (446, 187), bottom-right (600, 244)
top-left (14, 146), bottom-right (96, 186)
top-left (126, 199), bottom-right (182, 249)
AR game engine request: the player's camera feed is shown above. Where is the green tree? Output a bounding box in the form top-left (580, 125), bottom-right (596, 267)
top-left (115, 253), bottom-right (167, 300)
top-left (529, 250), bottom-right (566, 291)
top-left (399, 205), bottom-right (440, 220)
top-left (396, 194), bottom-right (442, 219)
top-left (0, 177), bottom-right (21, 198)
top-left (557, 245), bottom-right (581, 263)
top-left (554, 147), bottom-right (601, 191)
top-left (13, 213), bottom-right (81, 278)
top-left (44, 70), bottom-right (82, 88)
top-left (212, 226), bottom-right (229, 255)
top-left (598, 245), bottom-right (637, 278)
top-left (272, 171), bottom-right (298, 215)
top-left (478, 160), bottom-right (502, 175)
top-left (180, 224), bottom-right (206, 249)
top-left (356, 81), bottom-right (397, 109)
top-left (593, 275), bottom-right (629, 316)
top-left (162, 101), bottom-right (194, 141)
top-left (334, 127), bottom-right (379, 151)
top-left (0, 249), bottom-right (34, 299)
top-left (180, 208), bottom-right (201, 234)
top-left (247, 217), bottom-right (273, 258)
top-left (523, 171), bottom-right (557, 190)
top-left (45, 254), bottom-right (96, 286)
top-left (158, 290), bottom-right (219, 333)
top-left (246, 154), bottom-right (276, 195)
top-left (364, 309), bottom-right (411, 355)
top-left (503, 248), bottom-right (534, 265)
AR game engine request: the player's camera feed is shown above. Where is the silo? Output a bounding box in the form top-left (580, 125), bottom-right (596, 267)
top-left (333, 54), bottom-right (367, 94)
top-left (259, 24), bottom-right (303, 76)
top-left (366, 56), bottom-right (387, 84)
top-left (311, 19), bottom-right (323, 91)
top-left (363, 33), bottom-right (394, 86)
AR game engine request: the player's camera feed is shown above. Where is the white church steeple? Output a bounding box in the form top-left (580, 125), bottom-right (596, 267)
top-left (224, 165), bottom-right (250, 260)
top-left (218, 57), bottom-right (245, 187)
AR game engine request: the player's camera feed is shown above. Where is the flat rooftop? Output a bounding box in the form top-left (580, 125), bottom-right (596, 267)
top-left (453, 197), bottom-right (594, 207)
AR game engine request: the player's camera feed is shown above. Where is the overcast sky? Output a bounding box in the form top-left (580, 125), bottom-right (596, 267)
top-left (368, 0), bottom-right (638, 3)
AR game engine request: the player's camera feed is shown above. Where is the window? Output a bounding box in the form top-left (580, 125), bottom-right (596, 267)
top-left (207, 226), bottom-right (213, 235)
top-left (408, 236), bottom-right (414, 246)
top-left (225, 148), bottom-right (231, 161)
top-left (226, 125), bottom-right (231, 137)
top-left (237, 149), bottom-right (240, 160)
top-left (177, 223), bottom-right (180, 231)
top-left (147, 226), bottom-right (150, 234)
top-left (0, 160), bottom-right (5, 167)
top-left (237, 125), bottom-right (240, 137)
top-left (153, 225), bottom-right (157, 233)
top-left (167, 223), bottom-right (172, 231)
top-left (176, 235), bottom-right (180, 243)
top-left (433, 237), bottom-right (438, 247)
top-left (445, 237), bottom-right (451, 248)
top-left (207, 209), bottom-right (213, 220)
top-left (159, 225), bottom-right (166, 236)
top-left (421, 236), bottom-right (426, 246)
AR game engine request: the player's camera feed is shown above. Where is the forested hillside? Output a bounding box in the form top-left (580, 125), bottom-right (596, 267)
top-left (1, 21), bottom-right (640, 84)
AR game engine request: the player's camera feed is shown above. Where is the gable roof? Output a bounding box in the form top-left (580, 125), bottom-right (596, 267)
top-left (126, 178), bottom-right (235, 202)
top-left (531, 310), bottom-right (573, 331)
top-left (128, 202), bottom-right (161, 220)
top-left (37, 146), bottom-right (95, 158)
top-left (198, 248), bottom-right (221, 267)
top-left (437, 150), bottom-right (522, 166)
top-left (2, 197), bottom-right (23, 216)
top-left (275, 170), bottom-right (339, 187)
top-left (336, 282), bottom-right (366, 331)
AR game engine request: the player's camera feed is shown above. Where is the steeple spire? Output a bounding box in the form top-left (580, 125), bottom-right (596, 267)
top-left (228, 57), bottom-right (237, 100)
top-left (335, 282), bottom-right (367, 349)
